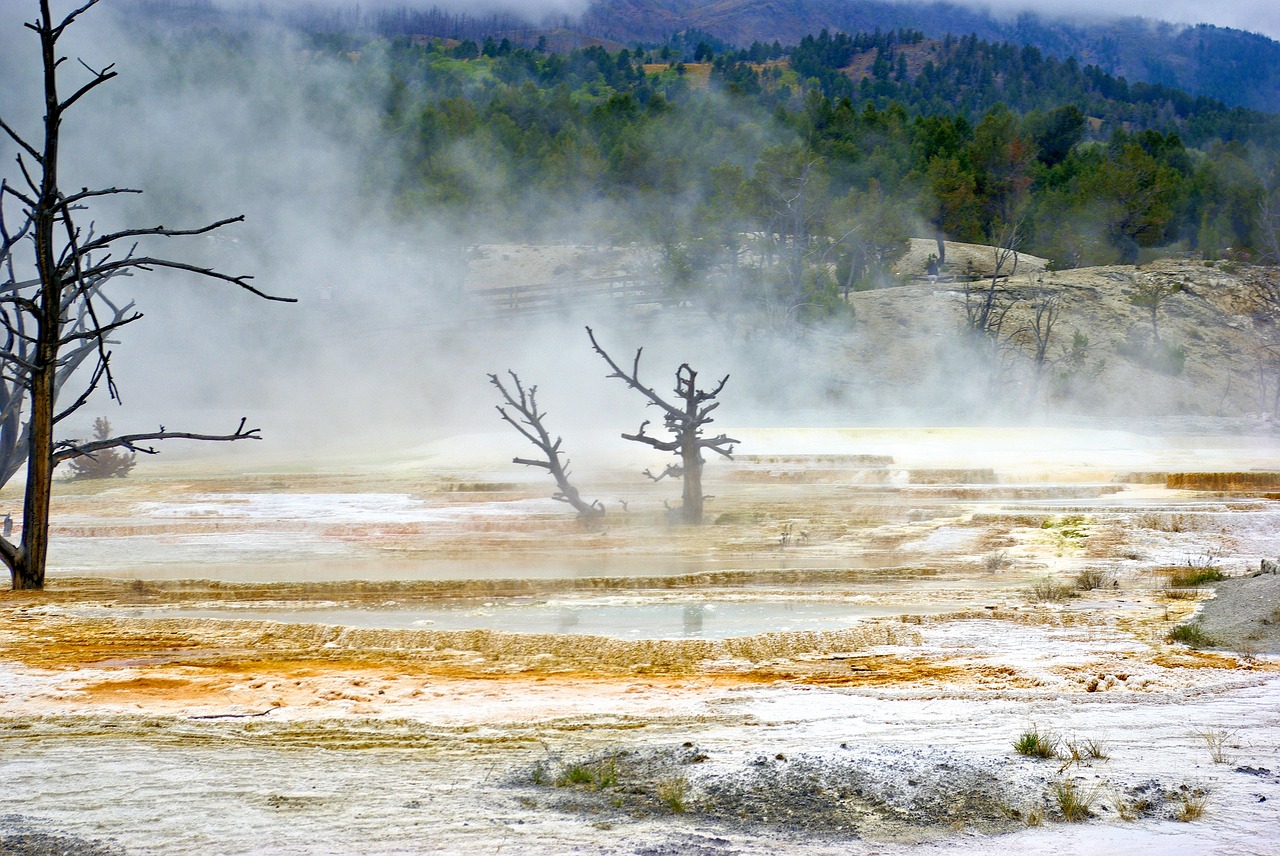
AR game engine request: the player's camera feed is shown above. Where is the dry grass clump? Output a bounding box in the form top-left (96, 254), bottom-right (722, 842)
top-left (1196, 728), bottom-right (1234, 764)
top-left (1058, 737), bottom-right (1109, 770)
top-left (1175, 786), bottom-right (1210, 821)
top-left (1052, 780), bottom-right (1096, 822)
top-left (1110, 791), bottom-right (1145, 822)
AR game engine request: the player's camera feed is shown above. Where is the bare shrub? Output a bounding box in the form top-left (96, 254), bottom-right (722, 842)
top-left (1027, 577), bottom-right (1075, 602)
top-left (1073, 567), bottom-right (1113, 591)
top-left (982, 549), bottom-right (1011, 571)
top-left (1196, 728), bottom-right (1234, 764)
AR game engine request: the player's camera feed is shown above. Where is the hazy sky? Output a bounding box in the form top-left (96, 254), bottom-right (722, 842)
top-left (959, 0), bottom-right (1280, 39)
top-left (172, 0), bottom-right (1280, 41)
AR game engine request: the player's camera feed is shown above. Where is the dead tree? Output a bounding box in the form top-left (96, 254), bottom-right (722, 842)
top-left (1011, 279), bottom-right (1061, 406)
top-left (1258, 178), bottom-right (1280, 267)
top-left (489, 370), bottom-right (604, 520)
top-left (964, 219), bottom-right (1023, 340)
top-left (0, 1), bottom-right (293, 590)
top-left (1128, 277), bottom-right (1182, 345)
top-left (586, 326), bottom-right (738, 524)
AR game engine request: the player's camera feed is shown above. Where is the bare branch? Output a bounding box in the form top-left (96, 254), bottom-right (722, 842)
top-left (622, 420), bottom-right (681, 453)
top-left (51, 0), bottom-right (104, 40)
top-left (80, 257), bottom-right (294, 302)
top-left (75, 215), bottom-right (249, 256)
top-left (586, 326), bottom-right (684, 421)
top-left (52, 417), bottom-right (262, 464)
top-left (52, 359), bottom-right (104, 424)
top-left (59, 186), bottom-right (143, 209)
top-left (59, 64), bottom-right (117, 114)
top-left (57, 311), bottom-right (141, 347)
top-left (0, 117), bottom-right (41, 164)
top-left (0, 534), bottom-right (17, 571)
top-left (699, 434), bottom-right (739, 458)
top-left (642, 464), bottom-right (682, 482)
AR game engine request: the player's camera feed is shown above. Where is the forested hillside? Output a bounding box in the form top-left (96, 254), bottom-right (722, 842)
top-left (118, 11), bottom-right (1280, 326)
top-left (288, 28), bottom-right (1279, 308)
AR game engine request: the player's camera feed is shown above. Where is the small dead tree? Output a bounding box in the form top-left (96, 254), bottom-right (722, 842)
top-left (489, 371), bottom-right (603, 520)
top-left (1011, 279), bottom-right (1061, 405)
top-left (964, 219), bottom-right (1023, 340)
top-left (586, 326), bottom-right (738, 524)
top-left (1129, 278), bottom-right (1182, 344)
top-left (1258, 180), bottom-right (1280, 267)
top-left (0, 1), bottom-right (293, 590)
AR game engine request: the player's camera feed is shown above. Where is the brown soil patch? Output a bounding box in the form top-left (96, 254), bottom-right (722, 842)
top-left (794, 657), bottom-right (1037, 689)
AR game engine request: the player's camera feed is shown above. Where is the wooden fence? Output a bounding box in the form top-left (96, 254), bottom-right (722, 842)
top-left (467, 274), bottom-right (664, 319)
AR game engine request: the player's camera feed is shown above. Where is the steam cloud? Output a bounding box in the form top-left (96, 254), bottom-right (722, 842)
top-left (2, 0), bottom-right (1273, 473)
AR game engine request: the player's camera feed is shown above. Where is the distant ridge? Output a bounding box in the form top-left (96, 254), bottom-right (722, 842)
top-left (576, 0), bottom-right (1280, 113)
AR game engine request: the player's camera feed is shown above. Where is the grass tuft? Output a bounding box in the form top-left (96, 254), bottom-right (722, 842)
top-left (1014, 727), bottom-right (1058, 759)
top-left (1052, 780), bottom-right (1095, 822)
top-left (1167, 566), bottom-right (1226, 588)
top-left (1168, 623), bottom-right (1215, 648)
top-left (554, 755), bottom-right (618, 790)
top-left (656, 774), bottom-right (689, 814)
top-left (1176, 787), bottom-right (1209, 821)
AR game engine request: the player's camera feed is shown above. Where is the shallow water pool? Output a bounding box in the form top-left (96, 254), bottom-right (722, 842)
top-left (99, 597), bottom-right (955, 639)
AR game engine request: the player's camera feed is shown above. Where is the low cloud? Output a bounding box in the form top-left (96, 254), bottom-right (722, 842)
top-left (936, 0), bottom-right (1280, 39)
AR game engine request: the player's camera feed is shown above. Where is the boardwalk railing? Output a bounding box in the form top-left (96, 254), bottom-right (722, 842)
top-left (468, 275), bottom-right (664, 318)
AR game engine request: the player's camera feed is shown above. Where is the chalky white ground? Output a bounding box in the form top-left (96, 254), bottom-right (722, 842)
top-left (2, 426), bottom-right (1279, 854)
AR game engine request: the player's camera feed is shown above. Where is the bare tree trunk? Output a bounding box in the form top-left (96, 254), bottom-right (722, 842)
top-left (13, 370), bottom-right (53, 590)
top-left (12, 11), bottom-right (64, 590)
top-left (679, 426), bottom-right (702, 524)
